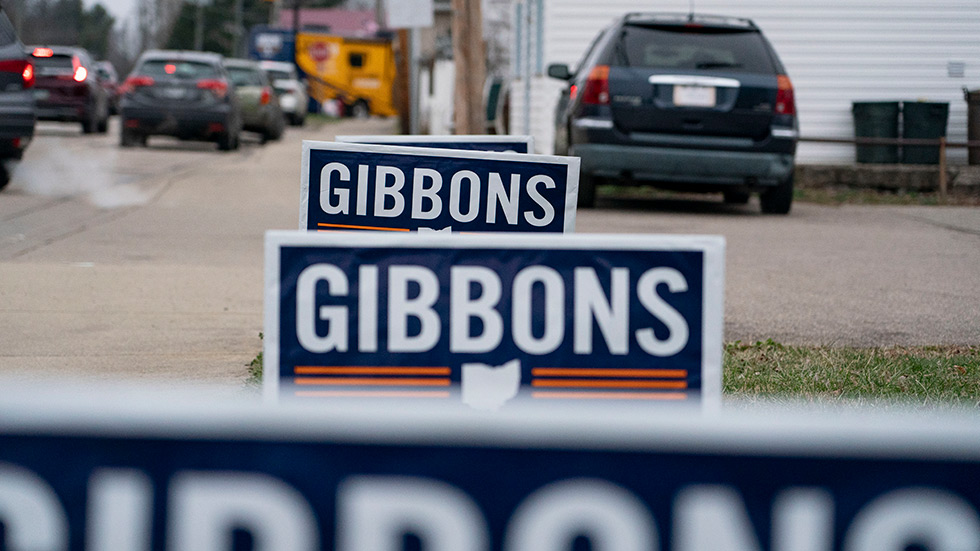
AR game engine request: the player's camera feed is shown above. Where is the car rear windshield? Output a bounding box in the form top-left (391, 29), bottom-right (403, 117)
top-left (138, 59), bottom-right (219, 79)
top-left (617, 24), bottom-right (777, 73)
top-left (0, 12), bottom-right (17, 46)
top-left (228, 66), bottom-right (265, 87)
top-left (31, 54), bottom-right (74, 74)
top-left (264, 69), bottom-right (292, 81)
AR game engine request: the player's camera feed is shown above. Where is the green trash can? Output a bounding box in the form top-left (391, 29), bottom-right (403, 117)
top-left (852, 101), bottom-right (900, 163)
top-left (901, 101), bottom-right (949, 164)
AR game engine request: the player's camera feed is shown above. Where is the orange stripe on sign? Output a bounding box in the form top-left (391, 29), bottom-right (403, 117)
top-left (296, 390), bottom-right (451, 399)
top-left (532, 379), bottom-right (688, 390)
top-left (532, 391), bottom-right (688, 401)
top-left (295, 366), bottom-right (451, 376)
top-left (532, 368), bottom-right (688, 379)
top-left (317, 223), bottom-right (410, 232)
top-left (294, 377), bottom-right (451, 387)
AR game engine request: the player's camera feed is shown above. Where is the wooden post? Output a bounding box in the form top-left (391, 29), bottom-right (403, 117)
top-left (451, 0), bottom-right (486, 134)
top-left (939, 137), bottom-right (948, 198)
top-left (395, 29), bottom-right (411, 134)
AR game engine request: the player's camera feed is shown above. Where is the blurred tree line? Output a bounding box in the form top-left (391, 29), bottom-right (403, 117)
top-left (4, 0), bottom-right (117, 58)
top-left (166, 0), bottom-right (273, 56)
top-left (3, 0), bottom-right (349, 75)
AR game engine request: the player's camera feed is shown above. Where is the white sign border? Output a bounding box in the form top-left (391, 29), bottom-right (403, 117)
top-left (335, 134), bottom-right (536, 153)
top-left (299, 140), bottom-right (578, 233)
top-left (264, 230), bottom-right (724, 412)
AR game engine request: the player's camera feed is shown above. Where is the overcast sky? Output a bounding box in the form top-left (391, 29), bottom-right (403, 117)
top-left (83, 0), bottom-right (136, 22)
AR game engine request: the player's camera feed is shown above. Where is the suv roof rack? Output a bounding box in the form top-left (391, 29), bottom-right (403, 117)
top-left (622, 12), bottom-right (757, 30)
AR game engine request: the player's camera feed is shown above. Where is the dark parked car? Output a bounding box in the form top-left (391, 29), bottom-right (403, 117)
top-left (0, 7), bottom-right (35, 190)
top-left (118, 50), bottom-right (241, 150)
top-left (27, 45), bottom-right (110, 134)
top-left (549, 13), bottom-right (798, 214)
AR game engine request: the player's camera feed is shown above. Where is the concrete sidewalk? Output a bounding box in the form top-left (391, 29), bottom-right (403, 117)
top-left (0, 118), bottom-right (398, 387)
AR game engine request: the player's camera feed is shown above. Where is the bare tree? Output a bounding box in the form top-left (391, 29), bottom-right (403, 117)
top-left (136, 0), bottom-right (181, 51)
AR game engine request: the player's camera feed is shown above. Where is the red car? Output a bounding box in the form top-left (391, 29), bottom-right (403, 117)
top-left (27, 45), bottom-right (110, 134)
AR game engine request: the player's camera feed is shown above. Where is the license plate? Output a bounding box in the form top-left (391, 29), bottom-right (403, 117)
top-left (34, 89), bottom-right (50, 101)
top-left (673, 85), bottom-right (716, 107)
top-left (159, 87), bottom-right (186, 100)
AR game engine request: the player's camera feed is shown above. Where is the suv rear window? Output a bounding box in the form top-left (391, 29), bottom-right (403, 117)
top-left (618, 24), bottom-right (776, 73)
top-left (139, 59), bottom-right (219, 79)
top-left (228, 66), bottom-right (265, 87)
top-left (0, 12), bottom-right (17, 46)
top-left (32, 54), bottom-right (74, 75)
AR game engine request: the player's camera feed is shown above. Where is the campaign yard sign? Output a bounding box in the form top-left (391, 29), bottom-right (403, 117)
top-left (335, 134), bottom-right (535, 153)
top-left (264, 230), bottom-right (724, 409)
top-left (4, 388), bottom-right (980, 551)
top-left (299, 141), bottom-right (578, 233)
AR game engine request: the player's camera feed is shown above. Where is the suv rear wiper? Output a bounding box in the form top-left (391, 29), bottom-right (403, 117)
top-left (695, 62), bottom-right (743, 69)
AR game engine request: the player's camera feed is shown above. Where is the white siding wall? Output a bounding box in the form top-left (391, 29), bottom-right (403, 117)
top-left (511, 0), bottom-right (980, 163)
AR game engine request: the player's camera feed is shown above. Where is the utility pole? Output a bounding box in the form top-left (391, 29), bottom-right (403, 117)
top-left (233, 0), bottom-right (243, 57)
top-left (451, 0), bottom-right (485, 134)
top-left (194, 0), bottom-right (204, 51)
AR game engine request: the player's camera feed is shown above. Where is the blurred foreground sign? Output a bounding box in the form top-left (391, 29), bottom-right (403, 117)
top-left (3, 389), bottom-right (980, 551)
top-left (335, 134), bottom-right (535, 153)
top-left (300, 141), bottom-right (578, 233)
top-left (264, 231), bottom-right (724, 408)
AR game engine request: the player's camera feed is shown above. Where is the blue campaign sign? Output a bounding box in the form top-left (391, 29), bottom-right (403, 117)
top-left (3, 388), bottom-right (980, 551)
top-left (335, 134), bottom-right (535, 153)
top-left (264, 230), bottom-right (724, 409)
top-left (299, 141), bottom-right (578, 233)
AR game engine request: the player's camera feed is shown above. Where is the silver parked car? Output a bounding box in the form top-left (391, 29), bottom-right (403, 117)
top-left (259, 60), bottom-right (308, 126)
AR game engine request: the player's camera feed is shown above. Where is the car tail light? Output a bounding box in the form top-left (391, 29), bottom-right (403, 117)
top-left (32, 47), bottom-right (54, 58)
top-left (197, 78), bottom-right (229, 99)
top-left (775, 75), bottom-right (796, 116)
top-left (23, 62), bottom-right (34, 88)
top-left (119, 75), bottom-right (155, 94)
top-left (65, 55), bottom-right (87, 82)
top-left (260, 86), bottom-right (272, 105)
top-left (580, 65), bottom-right (610, 105)
top-left (0, 59), bottom-right (34, 88)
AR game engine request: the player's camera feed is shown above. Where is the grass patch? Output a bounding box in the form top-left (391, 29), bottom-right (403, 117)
top-left (245, 337), bottom-right (980, 408)
top-left (595, 184), bottom-right (980, 206)
top-left (794, 186), bottom-right (980, 206)
top-left (245, 333), bottom-right (263, 387)
top-left (725, 340), bottom-right (980, 408)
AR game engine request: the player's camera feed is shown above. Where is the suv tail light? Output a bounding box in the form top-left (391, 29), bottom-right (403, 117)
top-left (197, 78), bottom-right (229, 99)
top-left (260, 86), bottom-right (272, 105)
top-left (0, 60), bottom-right (34, 89)
top-left (577, 65), bottom-right (610, 105)
top-left (119, 75), bottom-right (155, 94)
top-left (775, 75), bottom-right (796, 115)
top-left (71, 55), bottom-right (87, 83)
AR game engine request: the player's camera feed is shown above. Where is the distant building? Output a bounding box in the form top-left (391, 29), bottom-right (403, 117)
top-left (276, 8), bottom-right (380, 37)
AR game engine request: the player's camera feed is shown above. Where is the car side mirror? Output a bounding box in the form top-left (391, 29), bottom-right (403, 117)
top-left (547, 63), bottom-right (572, 80)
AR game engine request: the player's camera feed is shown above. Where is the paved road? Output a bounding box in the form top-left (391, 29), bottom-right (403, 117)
top-left (1, 118), bottom-right (978, 387)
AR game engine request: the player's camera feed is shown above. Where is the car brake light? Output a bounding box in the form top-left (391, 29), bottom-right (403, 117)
top-left (0, 60), bottom-right (34, 88)
top-left (23, 62), bottom-right (34, 88)
top-left (260, 86), bottom-right (272, 105)
top-left (32, 47), bottom-right (54, 58)
top-left (73, 66), bottom-right (87, 82)
top-left (775, 75), bottom-right (796, 115)
top-left (197, 78), bottom-right (228, 99)
top-left (580, 65), bottom-right (610, 105)
top-left (119, 75), bottom-right (155, 94)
